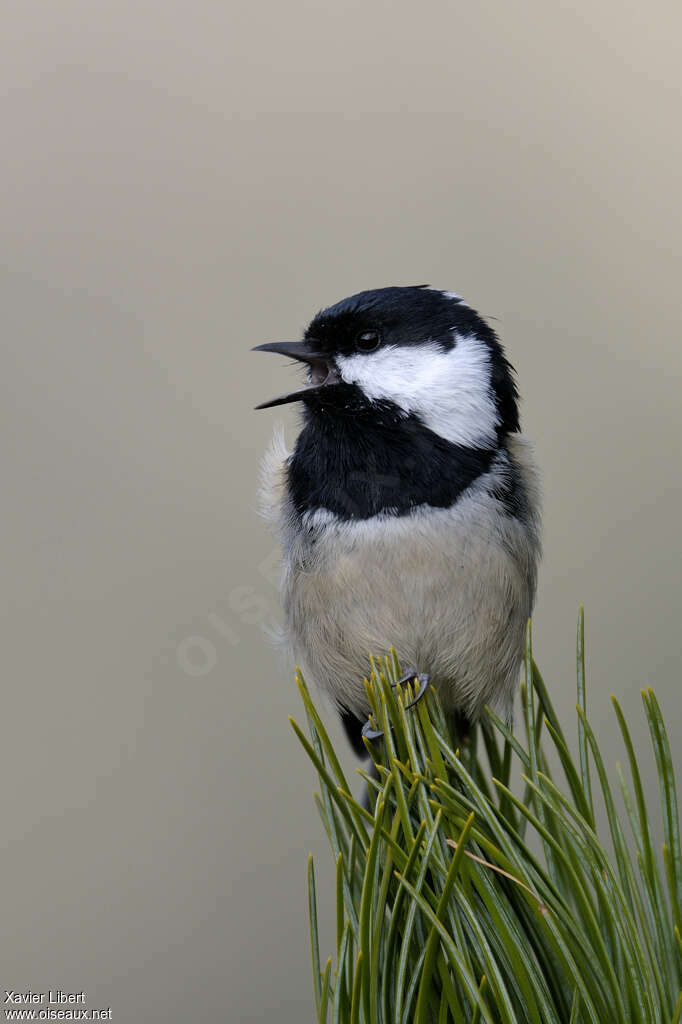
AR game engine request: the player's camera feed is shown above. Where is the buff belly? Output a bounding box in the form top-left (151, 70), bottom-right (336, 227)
top-left (282, 495), bottom-right (537, 723)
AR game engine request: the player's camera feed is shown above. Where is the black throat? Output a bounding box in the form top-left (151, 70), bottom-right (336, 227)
top-left (288, 391), bottom-right (497, 521)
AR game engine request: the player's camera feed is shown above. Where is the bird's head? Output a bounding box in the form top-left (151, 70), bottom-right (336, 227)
top-left (253, 286), bottom-right (519, 447)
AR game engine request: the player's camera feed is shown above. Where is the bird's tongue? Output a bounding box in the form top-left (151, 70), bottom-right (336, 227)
top-left (311, 361), bottom-right (340, 387)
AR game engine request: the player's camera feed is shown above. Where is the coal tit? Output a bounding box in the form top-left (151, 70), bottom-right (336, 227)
top-left (254, 286), bottom-right (541, 755)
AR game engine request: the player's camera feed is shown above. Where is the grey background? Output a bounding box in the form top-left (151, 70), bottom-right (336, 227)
top-left (2, 1), bottom-right (681, 1021)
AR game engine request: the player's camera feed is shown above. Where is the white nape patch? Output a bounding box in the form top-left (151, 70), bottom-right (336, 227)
top-left (335, 334), bottom-right (499, 448)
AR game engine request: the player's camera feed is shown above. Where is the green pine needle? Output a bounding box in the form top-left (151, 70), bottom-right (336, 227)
top-left (292, 614), bottom-right (682, 1023)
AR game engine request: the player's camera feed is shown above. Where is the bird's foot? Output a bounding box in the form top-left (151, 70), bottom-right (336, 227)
top-left (361, 669), bottom-right (430, 740)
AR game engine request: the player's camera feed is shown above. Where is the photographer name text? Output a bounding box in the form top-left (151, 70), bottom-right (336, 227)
top-left (5, 995), bottom-right (84, 1007)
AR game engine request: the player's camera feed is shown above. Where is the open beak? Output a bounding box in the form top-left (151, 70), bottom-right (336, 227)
top-left (252, 341), bottom-right (341, 409)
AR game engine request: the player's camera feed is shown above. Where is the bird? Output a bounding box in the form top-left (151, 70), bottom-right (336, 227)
top-left (254, 285), bottom-right (541, 758)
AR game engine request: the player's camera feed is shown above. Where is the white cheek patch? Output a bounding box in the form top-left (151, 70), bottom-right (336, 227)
top-left (336, 334), bottom-right (499, 448)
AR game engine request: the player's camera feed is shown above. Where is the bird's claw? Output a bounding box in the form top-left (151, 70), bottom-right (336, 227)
top-left (361, 669), bottom-right (431, 740)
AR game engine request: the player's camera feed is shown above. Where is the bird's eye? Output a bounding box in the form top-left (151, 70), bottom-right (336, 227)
top-left (355, 330), bottom-right (381, 353)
